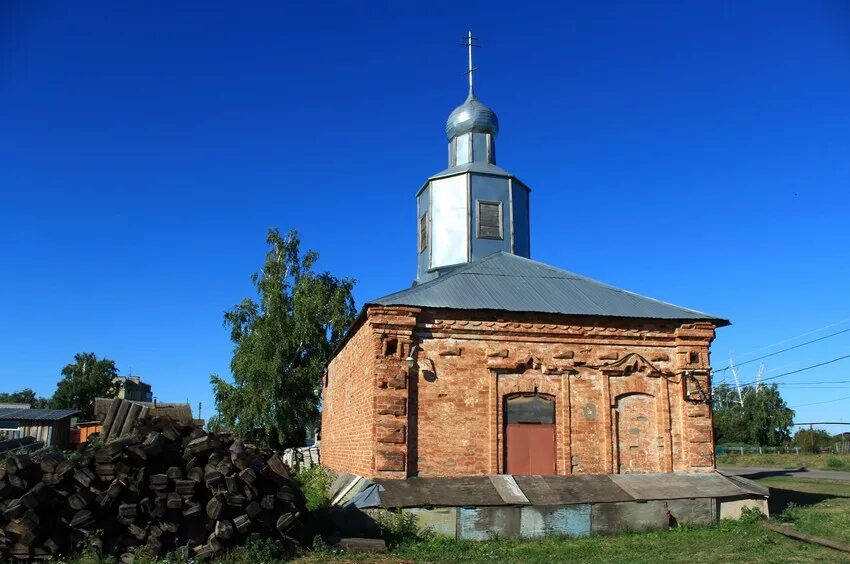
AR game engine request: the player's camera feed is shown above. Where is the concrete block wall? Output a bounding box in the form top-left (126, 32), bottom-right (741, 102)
top-left (395, 496), bottom-right (762, 540)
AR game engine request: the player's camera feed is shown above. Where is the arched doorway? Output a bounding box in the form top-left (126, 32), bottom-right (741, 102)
top-left (504, 393), bottom-right (556, 475)
top-left (614, 393), bottom-right (662, 473)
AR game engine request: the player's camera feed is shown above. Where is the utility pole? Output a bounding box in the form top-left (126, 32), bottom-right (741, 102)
top-left (810, 423), bottom-right (815, 453)
top-left (755, 364), bottom-right (764, 390)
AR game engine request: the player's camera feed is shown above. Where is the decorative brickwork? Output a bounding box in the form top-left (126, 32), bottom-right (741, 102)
top-left (321, 306), bottom-right (718, 479)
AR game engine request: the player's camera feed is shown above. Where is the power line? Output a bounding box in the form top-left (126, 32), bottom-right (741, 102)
top-left (713, 327), bottom-right (850, 374)
top-left (735, 316), bottom-right (850, 357)
top-left (792, 394), bottom-right (850, 408)
top-left (717, 352), bottom-right (850, 388)
top-left (778, 386), bottom-right (850, 389)
top-left (775, 380), bottom-right (850, 386)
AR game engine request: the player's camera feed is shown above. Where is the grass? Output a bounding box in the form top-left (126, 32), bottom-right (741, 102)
top-left (300, 520), bottom-right (846, 563)
top-left (716, 452), bottom-right (850, 471)
top-left (296, 476), bottom-right (850, 564)
top-left (758, 476), bottom-right (850, 545)
top-left (59, 538), bottom-right (292, 564)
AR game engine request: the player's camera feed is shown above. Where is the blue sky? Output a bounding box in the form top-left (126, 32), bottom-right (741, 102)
top-left (2, 1), bottom-right (849, 434)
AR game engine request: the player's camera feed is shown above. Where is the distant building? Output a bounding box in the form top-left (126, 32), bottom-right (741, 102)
top-left (70, 421), bottom-right (103, 445)
top-left (113, 375), bottom-right (153, 402)
top-left (0, 408), bottom-right (78, 449)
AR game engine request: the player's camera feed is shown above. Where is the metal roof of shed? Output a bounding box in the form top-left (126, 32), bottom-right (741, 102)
top-left (371, 252), bottom-right (728, 325)
top-left (0, 408), bottom-right (79, 421)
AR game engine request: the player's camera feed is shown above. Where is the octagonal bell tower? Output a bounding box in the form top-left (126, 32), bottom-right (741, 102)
top-left (416, 33), bottom-right (531, 283)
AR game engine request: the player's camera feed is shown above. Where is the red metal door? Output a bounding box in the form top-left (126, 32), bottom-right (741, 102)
top-left (506, 423), bottom-right (556, 475)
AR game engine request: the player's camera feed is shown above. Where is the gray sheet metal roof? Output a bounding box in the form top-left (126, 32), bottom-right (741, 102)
top-left (371, 252), bottom-right (728, 325)
top-left (430, 161), bottom-right (515, 180)
top-left (0, 408), bottom-right (79, 421)
top-left (417, 162), bottom-right (526, 196)
top-left (369, 472), bottom-right (760, 508)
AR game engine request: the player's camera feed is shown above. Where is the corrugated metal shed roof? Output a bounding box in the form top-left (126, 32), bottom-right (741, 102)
top-left (371, 252), bottom-right (728, 325)
top-left (0, 408), bottom-right (79, 421)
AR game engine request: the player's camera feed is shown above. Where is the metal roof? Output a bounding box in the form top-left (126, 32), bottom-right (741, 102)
top-left (0, 408), bottom-right (79, 421)
top-left (371, 252), bottom-right (728, 325)
top-left (369, 472), bottom-right (761, 509)
top-left (423, 161), bottom-right (517, 185)
top-left (0, 403), bottom-right (32, 410)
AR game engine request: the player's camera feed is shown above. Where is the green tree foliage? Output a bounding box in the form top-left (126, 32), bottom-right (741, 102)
top-left (52, 353), bottom-right (119, 419)
top-left (713, 382), bottom-right (795, 446)
top-left (712, 383), bottom-right (747, 444)
top-left (791, 428), bottom-right (834, 453)
top-left (211, 229), bottom-right (356, 449)
top-left (0, 388), bottom-right (49, 408)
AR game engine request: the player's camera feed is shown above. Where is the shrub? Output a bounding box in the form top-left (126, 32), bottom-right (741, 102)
top-left (826, 456), bottom-right (849, 470)
top-left (218, 539), bottom-right (289, 563)
top-left (738, 506), bottom-right (766, 523)
top-left (777, 502), bottom-right (801, 523)
top-left (295, 465), bottom-right (333, 511)
top-left (375, 510), bottom-right (432, 547)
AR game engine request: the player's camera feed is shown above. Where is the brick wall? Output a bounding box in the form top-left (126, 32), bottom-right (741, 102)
top-left (320, 319), bottom-right (378, 476)
top-left (322, 306), bottom-right (718, 479)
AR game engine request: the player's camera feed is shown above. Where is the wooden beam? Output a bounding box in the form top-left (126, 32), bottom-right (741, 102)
top-left (762, 523), bottom-right (850, 553)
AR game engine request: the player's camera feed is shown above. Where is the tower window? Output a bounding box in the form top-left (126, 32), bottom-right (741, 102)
top-left (477, 200), bottom-right (503, 240)
top-left (419, 214), bottom-right (428, 252)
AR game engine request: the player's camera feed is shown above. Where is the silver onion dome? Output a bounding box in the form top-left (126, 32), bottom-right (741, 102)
top-left (445, 90), bottom-right (499, 140)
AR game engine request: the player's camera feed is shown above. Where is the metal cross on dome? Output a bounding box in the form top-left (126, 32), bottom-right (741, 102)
top-left (462, 31), bottom-right (480, 94)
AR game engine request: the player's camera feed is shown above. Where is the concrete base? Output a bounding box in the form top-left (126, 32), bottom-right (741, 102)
top-left (337, 471), bottom-right (769, 540)
top-left (396, 496), bottom-right (763, 540)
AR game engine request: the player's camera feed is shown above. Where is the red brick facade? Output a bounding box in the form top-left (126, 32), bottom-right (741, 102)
top-left (319, 321), bottom-right (378, 477)
top-left (321, 306), bottom-right (716, 479)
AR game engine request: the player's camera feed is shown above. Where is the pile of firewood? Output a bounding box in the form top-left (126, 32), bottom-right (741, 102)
top-left (0, 417), bottom-right (310, 560)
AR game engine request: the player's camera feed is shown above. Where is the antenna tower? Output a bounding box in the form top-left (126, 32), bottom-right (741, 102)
top-left (730, 354), bottom-right (744, 406)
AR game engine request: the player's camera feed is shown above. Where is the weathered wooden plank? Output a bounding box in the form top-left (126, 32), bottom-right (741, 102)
top-left (107, 399), bottom-right (131, 442)
top-left (763, 522), bottom-right (850, 553)
top-left (119, 402), bottom-right (143, 438)
top-left (335, 537), bottom-right (387, 553)
top-left (101, 398), bottom-right (121, 439)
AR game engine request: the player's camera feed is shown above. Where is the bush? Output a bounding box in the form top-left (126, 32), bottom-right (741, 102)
top-left (217, 539), bottom-right (290, 563)
top-left (295, 465), bottom-right (332, 511)
top-left (777, 502), bottom-right (801, 523)
top-left (826, 456), bottom-right (849, 470)
top-left (738, 506), bottom-right (766, 524)
top-left (375, 510), bottom-right (432, 547)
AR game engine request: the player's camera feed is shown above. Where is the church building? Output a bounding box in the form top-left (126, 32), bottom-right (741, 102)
top-left (321, 49), bottom-right (727, 481)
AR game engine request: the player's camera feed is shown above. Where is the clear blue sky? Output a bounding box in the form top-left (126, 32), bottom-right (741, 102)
top-left (2, 1), bottom-right (849, 434)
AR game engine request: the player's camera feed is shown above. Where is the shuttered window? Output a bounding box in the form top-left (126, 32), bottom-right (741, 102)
top-left (419, 214), bottom-right (427, 252)
top-left (477, 200), bottom-right (503, 239)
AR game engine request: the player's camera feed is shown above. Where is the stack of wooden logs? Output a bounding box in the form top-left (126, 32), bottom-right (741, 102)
top-left (0, 417), bottom-right (309, 560)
